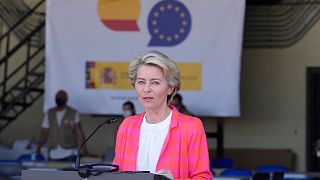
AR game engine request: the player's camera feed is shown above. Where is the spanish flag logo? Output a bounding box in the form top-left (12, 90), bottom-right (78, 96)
top-left (97, 0), bottom-right (141, 31)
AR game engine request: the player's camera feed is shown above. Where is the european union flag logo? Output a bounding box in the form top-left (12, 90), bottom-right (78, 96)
top-left (148, 0), bottom-right (192, 46)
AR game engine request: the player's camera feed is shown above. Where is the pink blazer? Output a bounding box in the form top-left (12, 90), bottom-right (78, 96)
top-left (113, 106), bottom-right (212, 179)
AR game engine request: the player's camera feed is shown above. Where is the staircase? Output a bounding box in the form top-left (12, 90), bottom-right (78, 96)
top-left (0, 0), bottom-right (45, 48)
top-left (0, 0), bottom-right (45, 133)
top-left (244, 0), bottom-right (320, 47)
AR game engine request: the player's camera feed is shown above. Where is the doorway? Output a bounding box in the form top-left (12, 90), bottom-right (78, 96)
top-left (306, 67), bottom-right (320, 171)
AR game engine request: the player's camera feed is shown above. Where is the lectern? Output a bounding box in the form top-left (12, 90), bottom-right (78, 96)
top-left (22, 169), bottom-right (170, 180)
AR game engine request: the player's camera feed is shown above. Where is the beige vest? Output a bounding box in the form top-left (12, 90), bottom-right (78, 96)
top-left (47, 106), bottom-right (78, 149)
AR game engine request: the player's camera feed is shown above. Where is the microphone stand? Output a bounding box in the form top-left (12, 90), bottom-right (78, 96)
top-left (75, 118), bottom-right (118, 170)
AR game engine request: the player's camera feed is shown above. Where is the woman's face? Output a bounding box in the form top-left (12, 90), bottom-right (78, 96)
top-left (135, 65), bottom-right (173, 111)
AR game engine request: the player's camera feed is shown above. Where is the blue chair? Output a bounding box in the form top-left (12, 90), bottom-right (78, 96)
top-left (210, 157), bottom-right (234, 169)
top-left (220, 169), bottom-right (253, 177)
top-left (256, 165), bottom-right (288, 173)
top-left (17, 153), bottom-right (45, 162)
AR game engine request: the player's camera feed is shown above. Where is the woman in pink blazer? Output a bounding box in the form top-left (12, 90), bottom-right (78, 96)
top-left (113, 51), bottom-right (212, 180)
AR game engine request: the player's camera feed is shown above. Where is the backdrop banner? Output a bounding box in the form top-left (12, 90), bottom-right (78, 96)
top-left (45, 0), bottom-right (245, 116)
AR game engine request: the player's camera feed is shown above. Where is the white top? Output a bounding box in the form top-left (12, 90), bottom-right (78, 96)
top-left (41, 109), bottom-right (80, 159)
top-left (136, 111), bottom-right (172, 173)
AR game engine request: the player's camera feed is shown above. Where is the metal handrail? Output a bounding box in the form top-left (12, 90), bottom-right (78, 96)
top-left (0, 0), bottom-right (45, 43)
top-left (0, 21), bottom-right (45, 66)
top-left (0, 59), bottom-right (44, 111)
top-left (244, 0), bottom-right (320, 48)
top-left (245, 5), bottom-right (316, 34)
top-left (0, 44), bottom-right (44, 88)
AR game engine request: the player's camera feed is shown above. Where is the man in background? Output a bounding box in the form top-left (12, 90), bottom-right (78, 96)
top-left (36, 90), bottom-right (88, 161)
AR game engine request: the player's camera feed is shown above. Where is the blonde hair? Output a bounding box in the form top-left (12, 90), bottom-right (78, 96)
top-left (128, 51), bottom-right (181, 103)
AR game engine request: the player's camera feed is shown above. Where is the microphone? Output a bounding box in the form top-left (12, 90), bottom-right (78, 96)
top-left (75, 117), bottom-right (119, 177)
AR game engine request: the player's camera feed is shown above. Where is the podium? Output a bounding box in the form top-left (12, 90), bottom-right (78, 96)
top-left (22, 169), bottom-right (170, 180)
